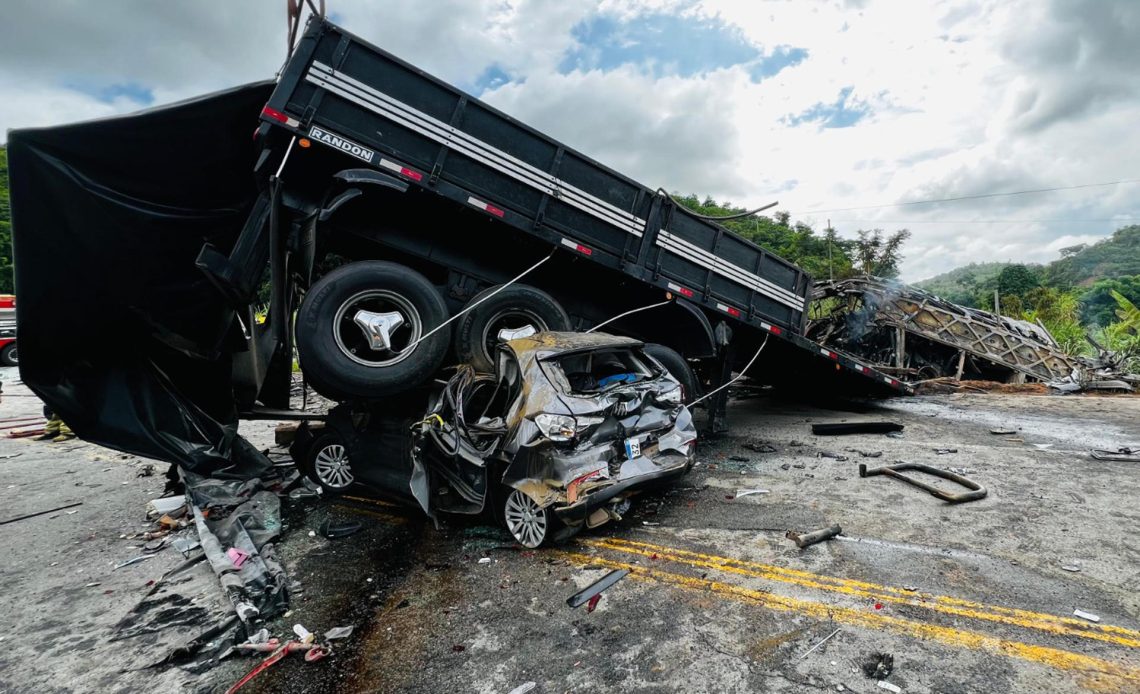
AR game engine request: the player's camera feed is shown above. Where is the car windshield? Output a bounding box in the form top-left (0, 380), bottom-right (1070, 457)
top-left (541, 347), bottom-right (661, 394)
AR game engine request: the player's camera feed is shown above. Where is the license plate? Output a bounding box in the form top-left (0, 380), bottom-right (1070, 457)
top-left (624, 437), bottom-right (642, 460)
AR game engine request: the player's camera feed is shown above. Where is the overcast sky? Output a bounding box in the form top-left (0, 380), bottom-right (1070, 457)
top-left (3, 0), bottom-right (1137, 281)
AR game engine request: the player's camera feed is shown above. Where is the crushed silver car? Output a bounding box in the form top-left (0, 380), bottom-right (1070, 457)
top-left (411, 332), bottom-right (697, 547)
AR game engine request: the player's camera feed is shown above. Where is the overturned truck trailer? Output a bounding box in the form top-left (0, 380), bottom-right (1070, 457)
top-left (9, 17), bottom-right (910, 477)
top-left (810, 277), bottom-right (1136, 391)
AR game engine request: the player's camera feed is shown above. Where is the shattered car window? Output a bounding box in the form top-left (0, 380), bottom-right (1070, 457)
top-left (542, 348), bottom-right (662, 394)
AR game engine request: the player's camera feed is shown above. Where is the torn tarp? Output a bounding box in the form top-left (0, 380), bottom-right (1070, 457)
top-left (7, 82), bottom-right (274, 474)
top-left (185, 472), bottom-right (289, 623)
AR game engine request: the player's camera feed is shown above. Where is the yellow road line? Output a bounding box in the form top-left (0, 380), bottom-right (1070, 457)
top-left (556, 551), bottom-right (1140, 693)
top-left (584, 536), bottom-right (1140, 649)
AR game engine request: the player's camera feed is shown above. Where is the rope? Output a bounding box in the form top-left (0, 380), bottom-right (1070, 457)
top-left (586, 299), bottom-right (673, 333)
top-left (401, 248), bottom-right (556, 353)
top-left (687, 333), bottom-right (769, 407)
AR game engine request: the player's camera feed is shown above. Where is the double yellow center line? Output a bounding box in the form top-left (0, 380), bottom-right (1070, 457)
top-left (559, 536), bottom-right (1140, 692)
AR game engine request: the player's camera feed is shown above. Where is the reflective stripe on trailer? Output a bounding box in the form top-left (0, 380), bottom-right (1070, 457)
top-left (666, 282), bottom-right (695, 298)
top-left (560, 238), bottom-right (592, 255)
top-left (377, 157), bottom-right (423, 181)
top-left (467, 196), bottom-right (504, 217)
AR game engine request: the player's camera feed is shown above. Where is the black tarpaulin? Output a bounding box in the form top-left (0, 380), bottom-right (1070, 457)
top-left (8, 82), bottom-right (274, 474)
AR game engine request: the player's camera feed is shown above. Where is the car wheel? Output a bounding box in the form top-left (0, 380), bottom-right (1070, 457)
top-left (503, 488), bottom-right (553, 548)
top-left (644, 343), bottom-right (698, 401)
top-left (296, 261), bottom-right (450, 400)
top-left (0, 343), bottom-right (16, 367)
top-left (303, 434), bottom-right (355, 494)
top-left (456, 285), bottom-right (571, 372)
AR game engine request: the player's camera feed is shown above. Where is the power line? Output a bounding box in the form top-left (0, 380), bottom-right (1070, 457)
top-left (789, 178), bottom-right (1140, 215)
top-left (827, 217), bottom-right (1140, 225)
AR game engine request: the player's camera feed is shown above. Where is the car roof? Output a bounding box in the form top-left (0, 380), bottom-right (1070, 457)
top-left (503, 331), bottom-right (643, 361)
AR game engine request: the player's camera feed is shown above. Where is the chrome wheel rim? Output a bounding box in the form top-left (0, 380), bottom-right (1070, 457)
top-left (313, 443), bottom-right (354, 489)
top-left (504, 489), bottom-right (548, 548)
top-left (482, 309), bottom-right (546, 360)
top-left (333, 290), bottom-right (423, 367)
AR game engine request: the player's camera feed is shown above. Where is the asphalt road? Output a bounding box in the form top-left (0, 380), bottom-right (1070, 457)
top-left (1, 368), bottom-right (1138, 693)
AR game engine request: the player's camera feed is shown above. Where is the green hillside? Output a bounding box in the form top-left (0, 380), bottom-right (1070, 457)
top-left (915, 262), bottom-right (1014, 306)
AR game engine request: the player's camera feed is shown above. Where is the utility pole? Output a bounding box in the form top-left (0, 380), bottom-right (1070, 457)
top-left (827, 218), bottom-right (833, 281)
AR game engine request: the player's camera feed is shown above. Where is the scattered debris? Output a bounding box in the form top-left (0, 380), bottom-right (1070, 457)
top-left (800, 627), bottom-right (840, 659)
top-left (812, 422), bottom-right (904, 436)
top-left (586, 594), bottom-right (602, 613)
top-left (1073, 609), bottom-right (1101, 623)
top-left (818, 451), bottom-right (850, 461)
top-left (227, 639), bottom-right (330, 693)
top-left (114, 555), bottom-right (152, 570)
top-left (786, 524), bottom-right (843, 549)
top-left (859, 462), bottom-right (987, 503)
top-left (0, 501), bottom-right (83, 526)
top-left (319, 518), bottom-right (363, 539)
top-left (990, 429), bottom-right (1016, 436)
top-left (862, 652), bottom-right (894, 679)
top-left (1090, 447), bottom-right (1140, 462)
top-left (478, 557), bottom-right (492, 565)
top-left (136, 463), bottom-right (157, 477)
top-left (170, 537), bottom-right (201, 557)
top-left (1061, 564), bottom-right (1081, 573)
top-left (734, 489), bottom-right (770, 500)
top-left (877, 681), bottom-right (902, 693)
top-left (146, 496), bottom-right (186, 518)
top-left (846, 449), bottom-right (883, 458)
top-left (743, 442), bottom-right (777, 453)
top-left (227, 548), bottom-right (251, 568)
top-left (508, 682), bottom-right (537, 694)
top-left (933, 448), bottom-right (958, 455)
top-left (324, 625), bottom-right (354, 641)
top-left (567, 569), bottom-right (630, 608)
top-left (728, 455), bottom-right (750, 462)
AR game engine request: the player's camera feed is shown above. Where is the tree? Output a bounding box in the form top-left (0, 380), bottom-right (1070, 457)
top-left (996, 264), bottom-right (1040, 299)
top-left (852, 228), bottom-right (911, 278)
top-left (1080, 276), bottom-right (1140, 327)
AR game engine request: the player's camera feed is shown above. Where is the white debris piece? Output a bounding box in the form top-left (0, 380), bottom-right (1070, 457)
top-left (1073, 609), bottom-right (1101, 623)
top-left (508, 683), bottom-right (536, 694)
top-left (877, 681), bottom-right (902, 693)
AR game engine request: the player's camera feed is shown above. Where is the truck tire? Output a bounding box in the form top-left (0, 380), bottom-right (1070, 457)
top-left (644, 343), bottom-right (698, 401)
top-left (0, 343), bottom-right (16, 367)
top-left (296, 261), bottom-right (450, 399)
top-left (455, 284), bottom-right (571, 372)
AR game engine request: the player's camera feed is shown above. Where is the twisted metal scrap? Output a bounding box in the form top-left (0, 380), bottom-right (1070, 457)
top-left (810, 277), bottom-right (1077, 382)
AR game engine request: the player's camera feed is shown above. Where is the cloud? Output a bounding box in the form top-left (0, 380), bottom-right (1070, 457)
top-left (4, 0), bottom-right (1139, 284)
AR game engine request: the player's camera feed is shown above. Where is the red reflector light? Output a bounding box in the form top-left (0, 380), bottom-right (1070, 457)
top-left (829, 351), bottom-right (838, 360)
top-left (576, 244), bottom-right (592, 256)
top-left (678, 286), bottom-right (694, 298)
top-left (400, 167), bottom-right (423, 182)
top-left (261, 106), bottom-right (290, 123)
top-left (487, 204), bottom-right (505, 217)
top-left (726, 306), bottom-right (741, 317)
top-left (769, 325), bottom-right (782, 335)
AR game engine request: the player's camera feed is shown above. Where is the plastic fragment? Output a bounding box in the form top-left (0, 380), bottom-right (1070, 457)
top-left (508, 682), bottom-right (537, 694)
top-left (1061, 564), bottom-right (1081, 572)
top-left (1073, 609), bottom-right (1101, 623)
top-left (324, 625), bottom-right (354, 641)
top-left (586, 594), bottom-right (602, 613)
top-left (734, 489), bottom-right (770, 499)
top-left (227, 547), bottom-right (250, 568)
top-left (877, 682), bottom-right (902, 693)
top-left (478, 557), bottom-right (491, 564)
top-left (293, 624), bottom-right (314, 643)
